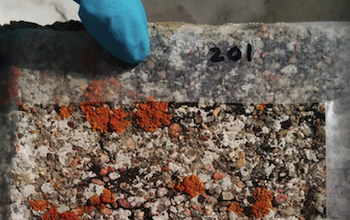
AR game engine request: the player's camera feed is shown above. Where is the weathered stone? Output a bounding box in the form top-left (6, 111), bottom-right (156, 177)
top-left (124, 137), bottom-right (136, 150)
top-left (213, 172), bottom-right (224, 180)
top-left (168, 123), bottom-right (182, 138)
top-left (157, 187), bottom-right (168, 198)
top-left (236, 152), bottom-right (246, 167)
top-left (222, 191), bottom-right (234, 200)
top-left (117, 198), bottom-right (131, 209)
top-left (280, 206), bottom-right (297, 217)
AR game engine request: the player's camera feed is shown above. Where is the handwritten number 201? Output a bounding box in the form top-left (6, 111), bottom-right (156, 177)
top-left (210, 43), bottom-right (252, 62)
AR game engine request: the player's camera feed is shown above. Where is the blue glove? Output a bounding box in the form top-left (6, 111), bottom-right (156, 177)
top-left (73, 0), bottom-right (149, 64)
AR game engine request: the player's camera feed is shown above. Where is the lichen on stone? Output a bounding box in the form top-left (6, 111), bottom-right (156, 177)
top-left (134, 101), bottom-right (172, 132)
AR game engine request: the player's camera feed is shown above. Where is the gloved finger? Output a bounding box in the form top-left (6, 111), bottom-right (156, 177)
top-left (77, 0), bottom-right (149, 64)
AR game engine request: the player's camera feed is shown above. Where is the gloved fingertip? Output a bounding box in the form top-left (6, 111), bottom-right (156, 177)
top-left (78, 0), bottom-right (150, 64)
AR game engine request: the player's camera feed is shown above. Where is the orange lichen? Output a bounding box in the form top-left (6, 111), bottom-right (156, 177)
top-left (79, 102), bottom-right (130, 134)
top-left (228, 202), bottom-right (243, 215)
top-left (89, 194), bottom-right (101, 206)
top-left (134, 101), bottom-right (172, 132)
top-left (100, 204), bottom-right (106, 209)
top-left (29, 199), bottom-right (49, 212)
top-left (172, 182), bottom-right (185, 193)
top-left (76, 205), bottom-right (94, 216)
top-left (60, 211), bottom-right (81, 220)
top-left (59, 105), bottom-right (73, 119)
top-left (251, 200), bottom-right (273, 218)
top-left (29, 199), bottom-right (87, 220)
top-left (257, 104), bottom-right (266, 111)
top-left (41, 205), bottom-right (59, 220)
top-left (253, 187), bottom-right (273, 202)
top-left (109, 108), bottom-right (131, 134)
top-left (84, 206), bottom-right (94, 213)
top-left (29, 194), bottom-right (105, 219)
top-left (172, 174), bottom-right (205, 199)
top-left (80, 102), bottom-right (111, 133)
top-left (100, 188), bottom-right (115, 204)
top-left (251, 187), bottom-right (274, 218)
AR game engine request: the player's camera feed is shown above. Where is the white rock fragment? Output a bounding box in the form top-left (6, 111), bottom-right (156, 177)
top-left (173, 195), bottom-right (186, 205)
top-left (201, 151), bottom-right (219, 164)
top-left (11, 186), bottom-right (23, 203)
top-left (262, 126), bottom-right (270, 134)
top-left (12, 143), bottom-right (36, 181)
top-left (83, 183), bottom-right (105, 199)
top-left (273, 120), bottom-right (281, 131)
top-left (286, 42), bottom-right (296, 51)
top-left (81, 171), bottom-right (96, 179)
top-left (10, 202), bottom-right (26, 220)
top-left (56, 204), bottom-right (70, 213)
top-left (305, 149), bottom-right (318, 162)
top-left (285, 127), bottom-right (299, 143)
top-left (22, 185), bottom-right (36, 197)
top-left (228, 211), bottom-right (238, 220)
top-left (57, 143), bottom-right (73, 166)
top-left (130, 196), bottom-right (146, 207)
top-left (70, 129), bottom-right (99, 151)
top-left (116, 209), bottom-right (132, 220)
top-left (264, 163), bottom-right (276, 177)
top-left (220, 176), bottom-right (232, 191)
top-left (169, 206), bottom-right (177, 213)
top-left (281, 65), bottom-right (297, 74)
top-left (181, 154), bottom-right (195, 164)
top-left (198, 173), bottom-right (211, 184)
top-left (300, 123), bottom-right (313, 137)
top-left (36, 146), bottom-right (50, 158)
top-left (41, 182), bottom-right (54, 194)
top-left (234, 184), bottom-right (243, 193)
top-left (286, 163), bottom-right (296, 175)
top-left (228, 151), bottom-right (236, 159)
top-left (169, 162), bottom-right (183, 173)
top-left (157, 187), bottom-right (168, 198)
top-left (219, 115), bottom-right (245, 146)
top-left (114, 150), bottom-right (132, 169)
top-left (246, 133), bottom-right (258, 143)
top-left (263, 208), bottom-right (276, 219)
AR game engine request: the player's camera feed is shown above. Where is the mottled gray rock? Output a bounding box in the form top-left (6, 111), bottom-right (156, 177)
top-left (0, 21), bottom-right (348, 105)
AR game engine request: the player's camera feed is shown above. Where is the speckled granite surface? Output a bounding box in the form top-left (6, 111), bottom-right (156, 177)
top-left (0, 21), bottom-right (349, 219)
top-left (0, 21), bottom-right (349, 105)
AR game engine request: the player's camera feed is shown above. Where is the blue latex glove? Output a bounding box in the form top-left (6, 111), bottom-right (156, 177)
top-left (73, 0), bottom-right (149, 64)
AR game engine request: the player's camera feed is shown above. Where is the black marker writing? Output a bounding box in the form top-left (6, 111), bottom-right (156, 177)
top-left (210, 47), bottom-right (225, 62)
top-left (209, 43), bottom-right (252, 63)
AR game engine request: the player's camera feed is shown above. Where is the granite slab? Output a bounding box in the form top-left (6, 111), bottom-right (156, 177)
top-left (0, 21), bottom-right (349, 219)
